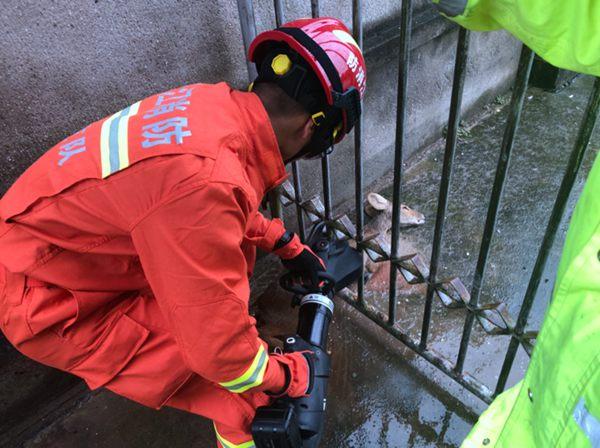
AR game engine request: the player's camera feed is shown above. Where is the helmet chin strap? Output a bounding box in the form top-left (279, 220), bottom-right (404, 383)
top-left (291, 133), bottom-right (335, 161)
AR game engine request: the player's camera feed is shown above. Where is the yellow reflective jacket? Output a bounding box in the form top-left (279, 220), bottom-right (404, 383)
top-left (462, 151), bottom-right (600, 447)
top-left (432, 0), bottom-right (600, 77)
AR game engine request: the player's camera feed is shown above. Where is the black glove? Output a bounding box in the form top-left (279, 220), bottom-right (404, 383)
top-left (275, 231), bottom-right (326, 287)
top-left (282, 247), bottom-right (326, 287)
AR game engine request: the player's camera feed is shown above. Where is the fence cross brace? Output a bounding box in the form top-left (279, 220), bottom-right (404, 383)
top-left (278, 179), bottom-right (538, 349)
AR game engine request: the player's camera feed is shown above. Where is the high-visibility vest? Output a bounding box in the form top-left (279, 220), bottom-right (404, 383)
top-left (432, 0), bottom-right (600, 77)
top-left (462, 152), bottom-right (600, 447)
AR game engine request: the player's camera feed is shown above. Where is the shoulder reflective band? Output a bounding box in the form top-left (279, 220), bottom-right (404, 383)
top-left (573, 398), bottom-right (600, 447)
top-left (219, 344), bottom-right (268, 393)
top-left (100, 101), bottom-right (142, 178)
top-left (214, 423), bottom-right (255, 448)
top-left (276, 27), bottom-right (344, 94)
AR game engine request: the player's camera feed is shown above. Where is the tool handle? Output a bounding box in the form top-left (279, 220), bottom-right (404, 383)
top-left (284, 336), bottom-right (330, 448)
top-left (279, 271), bottom-right (336, 297)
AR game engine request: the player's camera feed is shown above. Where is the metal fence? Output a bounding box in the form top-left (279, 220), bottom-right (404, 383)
top-left (236, 0), bottom-right (600, 404)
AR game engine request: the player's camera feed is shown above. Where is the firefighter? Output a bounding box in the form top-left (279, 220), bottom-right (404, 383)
top-left (431, 1), bottom-right (600, 446)
top-left (0, 17), bottom-right (366, 448)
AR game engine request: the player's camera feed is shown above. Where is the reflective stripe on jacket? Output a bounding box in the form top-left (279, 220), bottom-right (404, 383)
top-left (462, 152), bottom-right (600, 447)
top-left (432, 0), bottom-right (600, 77)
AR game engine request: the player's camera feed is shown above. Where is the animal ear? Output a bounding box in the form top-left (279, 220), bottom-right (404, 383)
top-left (368, 193), bottom-right (390, 210)
top-left (365, 192), bottom-right (391, 217)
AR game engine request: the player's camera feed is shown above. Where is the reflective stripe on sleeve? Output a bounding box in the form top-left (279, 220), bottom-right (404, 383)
top-left (433, 0), bottom-right (467, 17)
top-left (573, 398), bottom-right (600, 447)
top-left (214, 423), bottom-right (255, 448)
top-left (100, 101), bottom-right (141, 178)
top-left (218, 345), bottom-right (268, 393)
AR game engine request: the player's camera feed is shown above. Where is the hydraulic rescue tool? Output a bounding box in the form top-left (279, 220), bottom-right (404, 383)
top-left (252, 222), bottom-right (362, 448)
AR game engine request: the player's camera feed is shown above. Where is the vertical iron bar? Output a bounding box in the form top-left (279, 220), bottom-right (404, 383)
top-left (494, 76), bottom-right (600, 396)
top-left (274, 0), bottom-right (285, 26)
top-left (267, 191), bottom-right (283, 219)
top-left (420, 28), bottom-right (470, 349)
top-left (267, 0), bottom-right (286, 219)
top-left (353, 0), bottom-right (365, 304)
top-left (310, 0), bottom-right (333, 223)
top-left (274, 1), bottom-right (301, 233)
top-left (388, 0), bottom-right (413, 325)
top-left (321, 154), bottom-right (333, 221)
top-left (454, 45), bottom-right (535, 372)
top-left (238, 0), bottom-right (282, 218)
top-left (310, 0), bottom-right (320, 18)
top-left (292, 162), bottom-right (307, 241)
top-left (236, 0), bottom-right (258, 80)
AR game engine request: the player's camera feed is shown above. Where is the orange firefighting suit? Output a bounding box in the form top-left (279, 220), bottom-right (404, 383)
top-left (0, 83), bottom-right (310, 447)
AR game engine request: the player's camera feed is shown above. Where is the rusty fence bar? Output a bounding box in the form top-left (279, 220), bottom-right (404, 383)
top-left (388, 0), bottom-right (413, 325)
top-left (353, 0), bottom-right (365, 305)
top-left (264, 0), bottom-right (290, 221)
top-left (494, 76), bottom-right (600, 396)
top-left (454, 45), bottom-right (535, 373)
top-left (420, 27), bottom-right (470, 350)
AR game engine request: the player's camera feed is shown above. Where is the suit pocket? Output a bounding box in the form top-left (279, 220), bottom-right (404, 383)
top-left (1, 270), bottom-right (25, 307)
top-left (26, 285), bottom-right (77, 336)
top-left (69, 312), bottom-right (149, 389)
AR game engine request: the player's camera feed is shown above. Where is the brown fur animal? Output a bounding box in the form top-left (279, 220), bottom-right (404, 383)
top-left (364, 192), bottom-right (425, 227)
top-left (360, 193), bottom-right (427, 302)
top-left (363, 193), bottom-right (423, 274)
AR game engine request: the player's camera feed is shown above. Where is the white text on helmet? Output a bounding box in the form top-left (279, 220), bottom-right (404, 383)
top-left (346, 53), bottom-right (366, 95)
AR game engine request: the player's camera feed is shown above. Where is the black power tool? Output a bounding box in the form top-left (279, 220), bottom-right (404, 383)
top-left (251, 222), bottom-right (362, 448)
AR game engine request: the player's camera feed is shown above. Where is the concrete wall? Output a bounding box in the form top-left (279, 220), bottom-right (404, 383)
top-left (0, 0), bottom-right (247, 192)
top-left (0, 0), bottom-right (520, 202)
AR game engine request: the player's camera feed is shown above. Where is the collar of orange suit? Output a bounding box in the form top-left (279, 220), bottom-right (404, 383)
top-left (231, 89), bottom-right (289, 198)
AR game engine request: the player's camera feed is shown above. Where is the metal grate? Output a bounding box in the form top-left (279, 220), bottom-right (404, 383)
top-left (236, 0), bottom-right (600, 404)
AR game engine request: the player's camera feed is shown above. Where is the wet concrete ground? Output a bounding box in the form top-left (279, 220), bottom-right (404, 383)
top-left (2, 75), bottom-right (599, 447)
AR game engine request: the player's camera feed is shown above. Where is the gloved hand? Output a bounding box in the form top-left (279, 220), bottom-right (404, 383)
top-left (268, 350), bottom-right (313, 398)
top-left (273, 231), bottom-right (326, 287)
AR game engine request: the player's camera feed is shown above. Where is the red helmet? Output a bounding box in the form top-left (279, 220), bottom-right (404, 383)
top-left (248, 17), bottom-right (367, 158)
